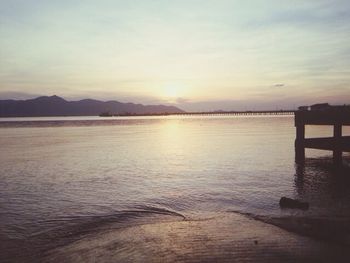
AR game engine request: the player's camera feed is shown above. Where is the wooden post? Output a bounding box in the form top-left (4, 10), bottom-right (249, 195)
top-left (295, 122), bottom-right (305, 164)
top-left (333, 124), bottom-right (342, 165)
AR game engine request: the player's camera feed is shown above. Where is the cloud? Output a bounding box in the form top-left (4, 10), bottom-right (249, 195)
top-left (175, 97), bottom-right (189, 104)
top-left (245, 1), bottom-right (350, 31)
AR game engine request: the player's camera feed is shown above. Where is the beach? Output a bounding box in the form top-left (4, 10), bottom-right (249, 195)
top-left (44, 212), bottom-right (350, 263)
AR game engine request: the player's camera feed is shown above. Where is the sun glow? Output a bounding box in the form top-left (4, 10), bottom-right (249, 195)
top-left (164, 85), bottom-right (178, 98)
top-left (162, 83), bottom-right (187, 102)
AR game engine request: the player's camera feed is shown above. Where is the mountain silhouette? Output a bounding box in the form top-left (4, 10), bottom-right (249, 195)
top-left (0, 95), bottom-right (185, 117)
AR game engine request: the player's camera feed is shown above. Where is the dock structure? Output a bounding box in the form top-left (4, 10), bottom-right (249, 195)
top-left (173, 110), bottom-right (295, 116)
top-left (110, 110), bottom-right (295, 117)
top-left (295, 104), bottom-right (350, 165)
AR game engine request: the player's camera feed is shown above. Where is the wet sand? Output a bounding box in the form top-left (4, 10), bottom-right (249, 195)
top-left (44, 212), bottom-right (350, 263)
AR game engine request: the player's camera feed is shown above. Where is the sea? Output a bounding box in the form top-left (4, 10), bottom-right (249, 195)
top-left (1, 115), bottom-right (350, 262)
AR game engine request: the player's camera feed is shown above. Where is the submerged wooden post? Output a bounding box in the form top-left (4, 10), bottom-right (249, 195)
top-left (333, 124), bottom-right (342, 165)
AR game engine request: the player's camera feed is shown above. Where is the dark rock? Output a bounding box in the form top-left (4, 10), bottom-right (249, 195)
top-left (279, 197), bottom-right (309, 210)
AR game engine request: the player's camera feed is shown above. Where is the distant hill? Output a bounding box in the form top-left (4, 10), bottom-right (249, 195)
top-left (0, 95), bottom-right (185, 117)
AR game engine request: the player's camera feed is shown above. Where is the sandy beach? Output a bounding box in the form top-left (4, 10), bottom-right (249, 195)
top-left (44, 212), bottom-right (350, 263)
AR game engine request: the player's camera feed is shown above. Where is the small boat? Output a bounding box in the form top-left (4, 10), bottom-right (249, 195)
top-left (99, 112), bottom-right (113, 117)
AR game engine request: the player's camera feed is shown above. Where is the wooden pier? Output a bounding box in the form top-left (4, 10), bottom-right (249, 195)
top-left (106, 110), bottom-right (295, 117)
top-left (173, 110), bottom-right (295, 116)
top-left (295, 104), bottom-right (350, 165)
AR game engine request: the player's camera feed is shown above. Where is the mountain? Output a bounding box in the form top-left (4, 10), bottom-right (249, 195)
top-left (0, 95), bottom-right (185, 117)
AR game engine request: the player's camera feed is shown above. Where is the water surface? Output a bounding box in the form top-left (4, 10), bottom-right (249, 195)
top-left (1, 115), bottom-right (350, 261)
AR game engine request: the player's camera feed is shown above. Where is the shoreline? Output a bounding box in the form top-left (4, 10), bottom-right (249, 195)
top-left (43, 212), bottom-right (350, 263)
top-left (244, 213), bottom-right (350, 246)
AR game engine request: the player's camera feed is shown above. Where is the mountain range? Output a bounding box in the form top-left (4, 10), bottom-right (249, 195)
top-left (0, 95), bottom-right (185, 117)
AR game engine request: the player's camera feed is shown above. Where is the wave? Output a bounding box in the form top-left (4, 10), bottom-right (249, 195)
top-left (35, 206), bottom-right (185, 242)
top-left (2, 206), bottom-right (185, 263)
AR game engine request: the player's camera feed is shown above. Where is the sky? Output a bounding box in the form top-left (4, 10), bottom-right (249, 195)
top-left (1, 0), bottom-right (350, 111)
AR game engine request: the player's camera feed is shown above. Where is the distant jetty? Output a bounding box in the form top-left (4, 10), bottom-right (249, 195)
top-left (99, 110), bottom-right (295, 117)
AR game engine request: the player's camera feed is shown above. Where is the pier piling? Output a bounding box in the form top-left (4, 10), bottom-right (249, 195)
top-left (294, 104), bottom-right (350, 165)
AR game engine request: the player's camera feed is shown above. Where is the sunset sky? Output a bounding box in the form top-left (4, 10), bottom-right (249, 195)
top-left (1, 0), bottom-right (350, 110)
